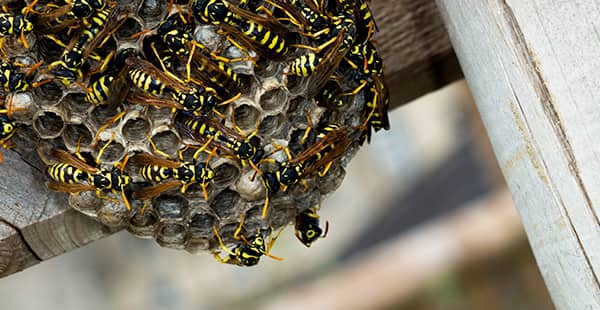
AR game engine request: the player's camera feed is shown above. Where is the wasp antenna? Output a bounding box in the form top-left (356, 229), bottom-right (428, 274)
top-left (323, 221), bottom-right (329, 239)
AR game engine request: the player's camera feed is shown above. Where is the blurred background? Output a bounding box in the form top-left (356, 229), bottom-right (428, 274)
top-left (0, 81), bottom-right (554, 310)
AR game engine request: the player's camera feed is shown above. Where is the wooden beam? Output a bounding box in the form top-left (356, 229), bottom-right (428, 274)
top-left (0, 150), bottom-right (113, 278)
top-left (0, 0), bottom-right (459, 278)
top-left (373, 0), bottom-right (462, 109)
top-left (435, 0), bottom-right (600, 307)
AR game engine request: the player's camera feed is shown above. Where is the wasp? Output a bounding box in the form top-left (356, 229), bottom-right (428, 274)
top-left (0, 60), bottom-right (47, 93)
top-left (48, 5), bottom-right (127, 86)
top-left (295, 206), bottom-right (328, 247)
top-left (137, 12), bottom-right (250, 98)
top-left (182, 39), bottom-right (250, 99)
top-left (212, 214), bottom-right (283, 266)
top-left (0, 2), bottom-right (35, 53)
top-left (45, 135), bottom-right (132, 210)
top-left (125, 56), bottom-right (224, 115)
top-left (132, 141), bottom-right (216, 201)
top-left (85, 48), bottom-right (135, 105)
top-left (192, 0), bottom-right (295, 61)
top-left (260, 124), bottom-right (350, 217)
top-left (175, 110), bottom-right (265, 169)
top-left (0, 105), bottom-right (16, 163)
top-left (285, 12), bottom-right (356, 99)
top-left (358, 82), bottom-right (390, 144)
top-left (338, 41), bottom-right (390, 140)
top-left (26, 0), bottom-right (109, 35)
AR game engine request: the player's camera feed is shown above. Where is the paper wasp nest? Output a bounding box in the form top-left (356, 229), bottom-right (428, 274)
top-left (5, 0), bottom-right (386, 257)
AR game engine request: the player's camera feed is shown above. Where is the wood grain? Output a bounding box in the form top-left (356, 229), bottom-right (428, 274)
top-left (374, 0), bottom-right (462, 109)
top-left (436, 0), bottom-right (600, 307)
top-left (0, 1), bottom-right (460, 278)
top-left (0, 150), bottom-right (114, 278)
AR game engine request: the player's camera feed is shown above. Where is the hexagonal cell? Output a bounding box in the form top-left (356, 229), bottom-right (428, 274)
top-left (9, 93), bottom-right (36, 123)
top-left (153, 194), bottom-right (190, 223)
top-left (188, 212), bottom-right (217, 238)
top-left (258, 113), bottom-right (285, 137)
top-left (232, 103), bottom-right (261, 132)
top-left (223, 45), bottom-right (254, 74)
top-left (259, 87), bottom-right (288, 112)
top-left (146, 107), bottom-right (173, 125)
top-left (96, 197), bottom-right (130, 228)
top-left (216, 222), bottom-right (242, 244)
top-left (211, 189), bottom-right (241, 220)
top-left (33, 109), bottom-right (65, 139)
top-left (128, 208), bottom-right (160, 239)
top-left (139, 0), bottom-right (167, 25)
top-left (3, 33), bottom-right (35, 56)
top-left (63, 123), bottom-right (94, 151)
top-left (115, 17), bottom-right (143, 41)
top-left (211, 159), bottom-right (241, 188)
top-left (96, 138), bottom-right (126, 163)
top-left (122, 115), bottom-right (150, 141)
top-left (234, 169), bottom-right (264, 201)
top-left (61, 92), bottom-right (90, 119)
top-left (253, 57), bottom-right (280, 77)
top-left (33, 80), bottom-right (63, 106)
top-left (115, 0), bottom-right (143, 12)
top-left (194, 25), bottom-right (223, 51)
top-left (150, 128), bottom-right (180, 158)
top-left (156, 223), bottom-right (188, 249)
top-left (285, 75), bottom-right (307, 95)
top-left (90, 104), bottom-right (125, 130)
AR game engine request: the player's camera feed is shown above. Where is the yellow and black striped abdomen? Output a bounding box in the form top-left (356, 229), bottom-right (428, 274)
top-left (85, 75), bottom-right (113, 104)
top-left (129, 69), bottom-right (167, 95)
top-left (140, 165), bottom-right (173, 183)
top-left (288, 53), bottom-right (320, 77)
top-left (239, 20), bottom-right (288, 57)
top-left (48, 163), bottom-right (89, 184)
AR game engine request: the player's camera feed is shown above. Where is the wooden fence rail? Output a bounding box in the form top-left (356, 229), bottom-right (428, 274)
top-left (436, 0), bottom-right (600, 308)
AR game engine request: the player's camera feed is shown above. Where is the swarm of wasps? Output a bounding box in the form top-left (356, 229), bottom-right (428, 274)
top-left (0, 0), bottom-right (389, 266)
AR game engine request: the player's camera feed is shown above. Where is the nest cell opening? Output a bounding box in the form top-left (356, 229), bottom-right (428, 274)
top-left (260, 88), bottom-right (288, 112)
top-left (63, 123), bottom-right (93, 150)
top-left (33, 111), bottom-right (65, 139)
top-left (122, 117), bottom-right (150, 141)
top-left (233, 104), bottom-right (261, 132)
top-left (153, 194), bottom-right (190, 221)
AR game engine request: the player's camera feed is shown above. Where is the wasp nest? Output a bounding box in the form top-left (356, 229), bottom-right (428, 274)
top-left (1, 0), bottom-right (389, 265)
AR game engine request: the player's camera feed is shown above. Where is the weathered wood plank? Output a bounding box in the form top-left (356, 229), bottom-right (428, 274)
top-left (436, 0), bottom-right (600, 307)
top-left (0, 150), bottom-right (113, 278)
top-left (0, 0), bottom-right (459, 278)
top-left (374, 0), bottom-right (462, 109)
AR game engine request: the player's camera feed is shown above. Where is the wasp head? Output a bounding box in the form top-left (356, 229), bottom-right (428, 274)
top-left (0, 115), bottom-right (15, 139)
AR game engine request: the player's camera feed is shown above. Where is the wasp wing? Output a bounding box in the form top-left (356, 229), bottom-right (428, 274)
top-left (48, 148), bottom-right (99, 173)
top-left (132, 179), bottom-right (182, 200)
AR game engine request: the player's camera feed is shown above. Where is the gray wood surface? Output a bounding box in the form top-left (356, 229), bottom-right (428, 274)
top-left (436, 0), bottom-right (600, 307)
top-left (0, 0), bottom-right (460, 278)
top-left (0, 150), bottom-right (113, 277)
